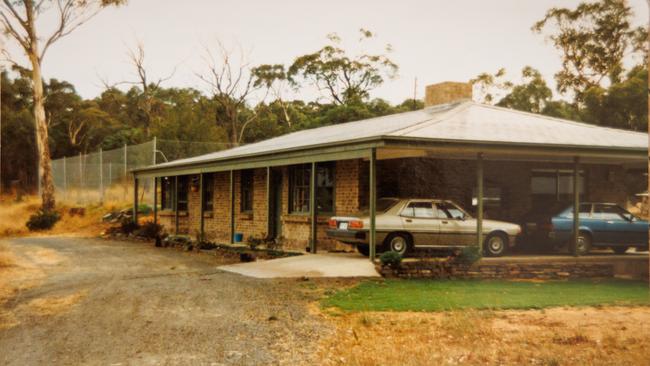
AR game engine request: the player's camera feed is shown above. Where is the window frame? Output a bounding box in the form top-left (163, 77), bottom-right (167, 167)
top-left (160, 176), bottom-right (174, 211)
top-left (289, 163), bottom-right (336, 215)
top-left (531, 169), bottom-right (586, 204)
top-left (202, 173), bottom-right (214, 212)
top-left (436, 201), bottom-right (470, 220)
top-left (400, 201), bottom-right (436, 219)
top-left (240, 170), bottom-right (254, 213)
top-left (177, 176), bottom-right (189, 212)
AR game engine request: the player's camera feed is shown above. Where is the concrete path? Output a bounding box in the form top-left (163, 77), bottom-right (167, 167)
top-left (218, 253), bottom-right (380, 278)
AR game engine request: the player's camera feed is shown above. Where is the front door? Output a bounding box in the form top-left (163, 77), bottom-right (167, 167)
top-left (269, 169), bottom-right (283, 240)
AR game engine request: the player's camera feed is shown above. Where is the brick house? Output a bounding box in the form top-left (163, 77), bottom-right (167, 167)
top-left (132, 82), bottom-right (648, 254)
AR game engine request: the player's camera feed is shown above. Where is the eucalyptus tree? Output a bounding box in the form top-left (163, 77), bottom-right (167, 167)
top-left (288, 29), bottom-right (398, 106)
top-left (532, 0), bottom-right (647, 102)
top-left (0, 0), bottom-right (125, 210)
top-left (197, 40), bottom-right (264, 146)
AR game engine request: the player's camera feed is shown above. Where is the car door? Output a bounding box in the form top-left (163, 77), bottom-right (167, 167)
top-left (436, 201), bottom-right (474, 246)
top-left (594, 204), bottom-right (639, 244)
top-left (399, 201), bottom-right (439, 246)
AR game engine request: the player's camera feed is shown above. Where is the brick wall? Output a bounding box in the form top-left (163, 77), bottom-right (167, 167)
top-left (281, 160), bottom-right (364, 251)
top-left (380, 260), bottom-right (615, 280)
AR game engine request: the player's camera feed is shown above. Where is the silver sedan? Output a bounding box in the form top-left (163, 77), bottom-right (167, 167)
top-left (326, 198), bottom-right (521, 257)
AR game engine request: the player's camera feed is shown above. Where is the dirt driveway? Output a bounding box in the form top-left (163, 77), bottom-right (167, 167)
top-left (0, 237), bottom-right (330, 365)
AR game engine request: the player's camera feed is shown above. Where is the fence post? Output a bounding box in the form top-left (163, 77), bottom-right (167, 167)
top-left (79, 152), bottom-right (83, 204)
top-left (62, 156), bottom-right (67, 201)
top-left (152, 137), bottom-right (157, 209)
top-left (153, 137), bottom-right (157, 165)
top-left (108, 162), bottom-right (112, 201)
top-left (99, 147), bottom-right (104, 204)
top-left (123, 143), bottom-right (128, 200)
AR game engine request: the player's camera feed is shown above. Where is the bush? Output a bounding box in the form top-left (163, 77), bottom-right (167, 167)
top-left (247, 236), bottom-right (263, 250)
top-left (136, 221), bottom-right (162, 239)
top-left (197, 241), bottom-right (217, 250)
top-left (120, 218), bottom-right (139, 235)
top-left (137, 204), bottom-right (152, 215)
top-left (453, 246), bottom-right (482, 265)
top-left (379, 251), bottom-right (402, 268)
top-left (26, 210), bottom-right (61, 231)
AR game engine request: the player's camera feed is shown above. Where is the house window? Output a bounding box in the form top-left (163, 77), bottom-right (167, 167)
top-left (240, 170), bottom-right (254, 212)
top-left (202, 174), bottom-right (214, 212)
top-left (290, 165), bottom-right (311, 213)
top-left (531, 169), bottom-right (584, 206)
top-left (472, 187), bottom-right (502, 207)
top-left (289, 163), bottom-right (335, 214)
top-left (160, 177), bottom-right (174, 210)
top-left (177, 176), bottom-right (189, 211)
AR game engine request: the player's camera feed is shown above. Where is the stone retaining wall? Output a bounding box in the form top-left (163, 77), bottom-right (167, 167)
top-left (379, 260), bottom-right (615, 280)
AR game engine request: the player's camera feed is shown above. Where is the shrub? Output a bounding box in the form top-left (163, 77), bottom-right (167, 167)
top-left (120, 218), bottom-right (139, 235)
top-left (197, 241), bottom-right (217, 250)
top-left (247, 236), bottom-right (263, 250)
top-left (26, 210), bottom-right (61, 231)
top-left (136, 204), bottom-right (152, 215)
top-left (266, 236), bottom-right (283, 250)
top-left (453, 246), bottom-right (482, 265)
top-left (379, 251), bottom-right (402, 268)
top-left (136, 221), bottom-right (162, 239)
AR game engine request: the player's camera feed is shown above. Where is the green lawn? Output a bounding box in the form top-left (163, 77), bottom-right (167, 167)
top-left (322, 279), bottom-right (650, 312)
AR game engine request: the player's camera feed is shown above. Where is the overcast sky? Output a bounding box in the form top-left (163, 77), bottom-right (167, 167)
top-left (5, 0), bottom-right (648, 104)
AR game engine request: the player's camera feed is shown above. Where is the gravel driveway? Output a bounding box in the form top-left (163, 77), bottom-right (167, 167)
top-left (0, 237), bottom-right (330, 365)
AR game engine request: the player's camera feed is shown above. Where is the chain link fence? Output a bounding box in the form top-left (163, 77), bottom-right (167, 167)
top-left (51, 138), bottom-right (232, 206)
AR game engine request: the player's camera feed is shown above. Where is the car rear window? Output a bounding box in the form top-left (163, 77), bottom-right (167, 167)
top-left (376, 198), bottom-right (399, 212)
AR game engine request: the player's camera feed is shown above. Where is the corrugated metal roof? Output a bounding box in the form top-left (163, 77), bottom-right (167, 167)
top-left (142, 101), bottom-right (647, 171)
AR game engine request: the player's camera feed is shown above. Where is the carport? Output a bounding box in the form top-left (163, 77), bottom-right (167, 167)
top-left (355, 101), bottom-right (646, 259)
top-left (131, 86), bottom-right (647, 262)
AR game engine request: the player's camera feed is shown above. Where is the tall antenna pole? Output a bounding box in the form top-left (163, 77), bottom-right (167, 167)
top-left (413, 77), bottom-right (418, 110)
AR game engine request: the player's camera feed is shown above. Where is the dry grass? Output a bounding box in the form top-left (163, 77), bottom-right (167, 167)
top-left (0, 196), bottom-right (41, 238)
top-left (0, 195), bottom-right (128, 239)
top-left (317, 307), bottom-right (650, 365)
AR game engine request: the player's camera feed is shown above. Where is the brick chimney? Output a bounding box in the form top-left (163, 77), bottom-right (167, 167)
top-left (424, 81), bottom-right (472, 107)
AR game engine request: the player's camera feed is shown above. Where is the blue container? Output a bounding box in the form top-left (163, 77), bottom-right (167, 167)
top-left (234, 233), bottom-right (244, 243)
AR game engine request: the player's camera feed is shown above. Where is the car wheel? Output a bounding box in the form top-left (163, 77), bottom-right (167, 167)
top-left (484, 232), bottom-right (507, 257)
top-left (612, 246), bottom-right (628, 255)
top-left (357, 244), bottom-right (370, 256)
top-left (385, 233), bottom-right (411, 256)
top-left (575, 232), bottom-right (592, 255)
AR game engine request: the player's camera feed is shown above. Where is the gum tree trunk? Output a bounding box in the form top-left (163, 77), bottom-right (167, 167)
top-left (30, 54), bottom-right (55, 210)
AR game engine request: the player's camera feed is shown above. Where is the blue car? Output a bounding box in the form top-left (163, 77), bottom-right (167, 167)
top-left (549, 203), bottom-right (649, 255)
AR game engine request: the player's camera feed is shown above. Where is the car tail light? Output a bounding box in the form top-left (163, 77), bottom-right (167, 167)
top-left (349, 220), bottom-right (364, 229)
top-left (328, 219), bottom-right (337, 228)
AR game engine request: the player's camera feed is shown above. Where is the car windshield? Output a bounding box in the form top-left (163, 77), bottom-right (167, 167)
top-left (594, 204), bottom-right (634, 220)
